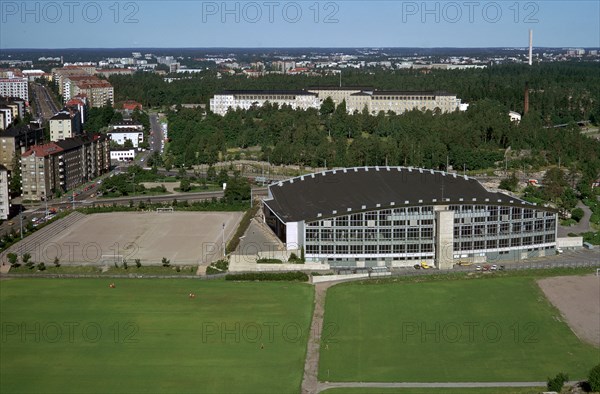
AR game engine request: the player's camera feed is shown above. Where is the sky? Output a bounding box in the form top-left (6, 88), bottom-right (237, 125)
top-left (1, 1), bottom-right (599, 48)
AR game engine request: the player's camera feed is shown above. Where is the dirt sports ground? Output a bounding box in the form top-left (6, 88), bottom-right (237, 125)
top-left (537, 274), bottom-right (600, 347)
top-left (28, 212), bottom-right (243, 265)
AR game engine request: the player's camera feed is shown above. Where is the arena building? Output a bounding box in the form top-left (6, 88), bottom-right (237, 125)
top-left (262, 167), bottom-right (557, 269)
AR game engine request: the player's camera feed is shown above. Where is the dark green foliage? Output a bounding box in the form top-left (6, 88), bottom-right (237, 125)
top-left (546, 372), bottom-right (568, 392)
top-left (571, 207), bottom-right (584, 222)
top-left (37, 262), bottom-right (46, 271)
top-left (179, 178), bottom-right (192, 192)
top-left (161, 257), bottom-right (170, 267)
top-left (223, 176), bottom-right (250, 203)
top-left (226, 204), bottom-right (260, 253)
top-left (256, 258), bottom-right (283, 264)
top-left (589, 364), bottom-right (600, 392)
top-left (206, 260), bottom-right (229, 275)
top-left (288, 253), bottom-right (305, 264)
top-left (53, 257), bottom-right (60, 267)
top-left (7, 253), bottom-right (18, 267)
top-left (225, 271), bottom-right (309, 282)
top-left (135, 259), bottom-right (142, 268)
top-left (499, 173), bottom-right (519, 192)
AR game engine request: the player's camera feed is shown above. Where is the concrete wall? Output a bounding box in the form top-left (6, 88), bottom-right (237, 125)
top-left (435, 207), bottom-right (454, 270)
top-left (557, 237), bottom-right (583, 249)
top-left (311, 273), bottom-right (370, 284)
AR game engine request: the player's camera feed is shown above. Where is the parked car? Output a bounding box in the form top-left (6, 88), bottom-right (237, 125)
top-left (475, 265), bottom-right (482, 271)
top-left (413, 264), bottom-right (421, 269)
top-left (491, 264), bottom-right (498, 271)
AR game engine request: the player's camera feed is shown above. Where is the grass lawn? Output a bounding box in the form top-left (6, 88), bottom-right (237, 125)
top-left (319, 277), bottom-right (599, 382)
top-left (321, 388), bottom-right (545, 394)
top-left (0, 279), bottom-right (314, 393)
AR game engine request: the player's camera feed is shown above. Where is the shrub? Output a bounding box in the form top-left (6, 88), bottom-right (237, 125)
top-left (162, 257), bottom-right (170, 267)
top-left (206, 259), bottom-right (229, 275)
top-left (571, 207), bottom-right (584, 222)
top-left (25, 261), bottom-right (35, 270)
top-left (123, 260), bottom-right (128, 270)
top-left (589, 364), bottom-right (600, 392)
top-left (7, 253), bottom-right (18, 267)
top-left (225, 271), bottom-right (309, 282)
top-left (37, 262), bottom-right (46, 271)
top-left (135, 258), bottom-right (141, 268)
top-left (547, 372), bottom-right (568, 392)
top-left (256, 258), bottom-right (283, 264)
top-left (288, 252), bottom-right (305, 264)
top-left (53, 257), bottom-right (60, 267)
top-left (22, 252), bottom-right (31, 264)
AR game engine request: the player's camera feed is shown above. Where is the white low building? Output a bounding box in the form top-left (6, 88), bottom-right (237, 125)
top-left (108, 128), bottom-right (143, 148)
top-left (210, 90), bottom-right (320, 116)
top-left (110, 148), bottom-right (136, 161)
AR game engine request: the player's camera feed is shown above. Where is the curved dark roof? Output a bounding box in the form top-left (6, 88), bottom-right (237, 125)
top-left (264, 166), bottom-right (546, 223)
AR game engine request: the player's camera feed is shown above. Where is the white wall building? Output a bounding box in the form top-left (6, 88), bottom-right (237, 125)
top-left (210, 90), bottom-right (320, 116)
top-left (0, 77), bottom-right (28, 102)
top-left (108, 129), bottom-right (143, 148)
top-left (0, 165), bottom-right (10, 220)
top-left (110, 148), bottom-right (136, 161)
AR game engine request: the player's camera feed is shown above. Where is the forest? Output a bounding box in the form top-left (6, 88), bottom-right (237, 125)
top-left (109, 63), bottom-right (600, 191)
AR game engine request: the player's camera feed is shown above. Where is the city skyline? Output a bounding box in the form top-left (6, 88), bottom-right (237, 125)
top-left (1, 1), bottom-right (599, 49)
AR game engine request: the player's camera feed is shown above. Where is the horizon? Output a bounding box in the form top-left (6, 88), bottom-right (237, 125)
top-left (1, 1), bottom-right (598, 49)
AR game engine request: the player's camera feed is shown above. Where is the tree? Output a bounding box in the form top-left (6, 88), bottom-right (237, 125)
top-left (37, 262), bottom-right (46, 271)
top-left (206, 165), bottom-right (217, 182)
top-left (546, 372), bottom-right (568, 392)
top-left (224, 176), bottom-right (250, 203)
top-left (123, 139), bottom-right (134, 149)
top-left (217, 168), bottom-right (229, 186)
top-left (179, 178), bottom-right (192, 192)
top-left (7, 253), bottom-right (18, 267)
top-left (53, 257), bottom-right (60, 267)
top-left (499, 173), bottom-right (519, 192)
top-left (22, 253), bottom-right (31, 264)
top-left (162, 257), bottom-right (171, 267)
top-left (571, 207), bottom-right (584, 222)
top-left (135, 259), bottom-right (142, 268)
top-left (9, 154), bottom-right (21, 195)
top-left (320, 96), bottom-right (335, 116)
top-left (589, 364), bottom-right (600, 392)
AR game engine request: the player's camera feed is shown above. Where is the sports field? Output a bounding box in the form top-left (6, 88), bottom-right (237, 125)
top-left (31, 212), bottom-right (243, 265)
top-left (0, 279), bottom-right (314, 393)
top-left (319, 277), bottom-right (599, 382)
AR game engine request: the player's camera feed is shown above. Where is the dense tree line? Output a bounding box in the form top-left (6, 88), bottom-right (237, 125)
top-left (166, 98), bottom-right (600, 183)
top-left (111, 63), bottom-right (600, 124)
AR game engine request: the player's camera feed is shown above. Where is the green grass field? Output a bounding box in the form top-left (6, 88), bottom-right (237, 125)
top-left (319, 277), bottom-right (599, 382)
top-left (0, 279), bottom-right (314, 393)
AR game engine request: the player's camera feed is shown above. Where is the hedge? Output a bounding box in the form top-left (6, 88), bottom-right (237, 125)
top-left (225, 271), bottom-right (309, 282)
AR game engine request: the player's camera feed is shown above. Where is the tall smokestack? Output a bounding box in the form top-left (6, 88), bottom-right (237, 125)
top-left (524, 82), bottom-right (529, 115)
top-left (528, 29), bottom-right (533, 66)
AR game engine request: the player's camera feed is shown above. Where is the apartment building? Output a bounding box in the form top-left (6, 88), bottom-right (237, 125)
top-left (0, 165), bottom-right (10, 220)
top-left (0, 77), bottom-right (28, 102)
top-left (210, 90), bottom-right (320, 116)
top-left (49, 108), bottom-right (83, 142)
top-left (20, 134), bottom-right (110, 200)
top-left (0, 124), bottom-right (45, 171)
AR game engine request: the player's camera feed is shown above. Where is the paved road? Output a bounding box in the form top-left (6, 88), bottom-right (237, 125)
top-left (316, 381), bottom-right (570, 392)
top-left (558, 200), bottom-right (593, 237)
top-left (30, 83), bottom-right (59, 121)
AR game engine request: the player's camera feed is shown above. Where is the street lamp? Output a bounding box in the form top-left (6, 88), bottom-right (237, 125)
top-left (222, 223), bottom-right (226, 257)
